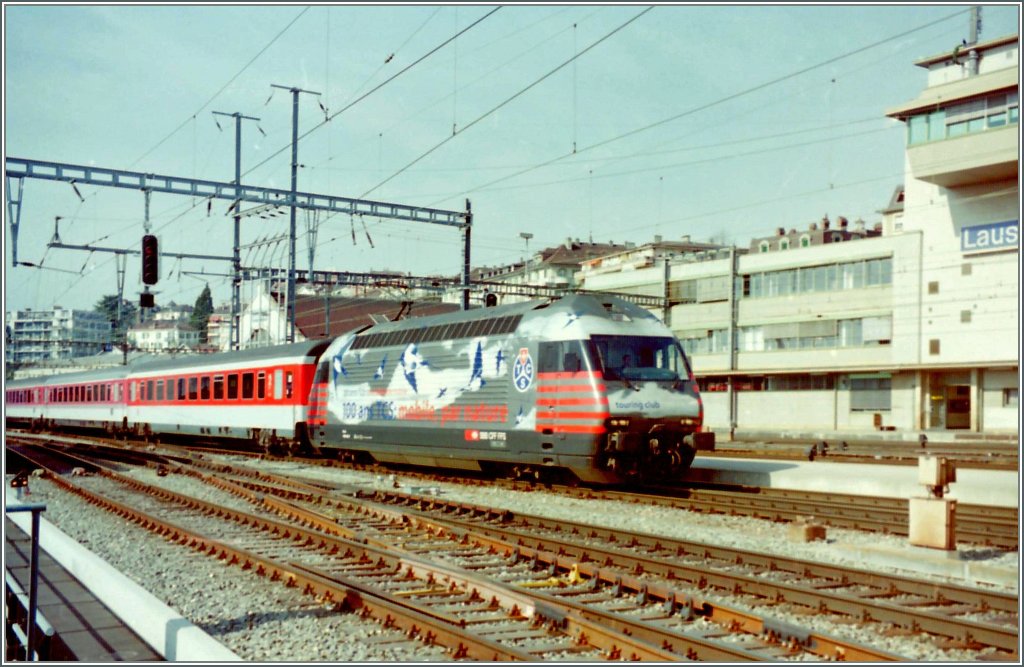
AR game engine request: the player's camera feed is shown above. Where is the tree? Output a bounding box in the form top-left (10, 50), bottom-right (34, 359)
top-left (94, 294), bottom-right (137, 343)
top-left (190, 285), bottom-right (214, 344)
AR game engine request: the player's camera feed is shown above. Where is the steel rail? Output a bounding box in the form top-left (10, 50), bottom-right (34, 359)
top-left (363, 489), bottom-right (1019, 655)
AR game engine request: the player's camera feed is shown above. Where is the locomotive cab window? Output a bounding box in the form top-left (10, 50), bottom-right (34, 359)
top-left (590, 335), bottom-right (691, 382)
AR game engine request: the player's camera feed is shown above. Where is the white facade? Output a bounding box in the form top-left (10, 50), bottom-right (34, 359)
top-left (236, 280), bottom-right (304, 349)
top-left (575, 34), bottom-right (1019, 439)
top-left (127, 321), bottom-right (200, 353)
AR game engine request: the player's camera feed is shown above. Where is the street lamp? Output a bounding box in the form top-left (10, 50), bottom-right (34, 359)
top-left (519, 232), bottom-right (533, 283)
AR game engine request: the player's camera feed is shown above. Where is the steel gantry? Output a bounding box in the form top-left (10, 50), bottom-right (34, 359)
top-left (4, 156), bottom-right (473, 346)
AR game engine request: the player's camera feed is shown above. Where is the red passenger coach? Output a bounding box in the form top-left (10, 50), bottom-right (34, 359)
top-left (6, 340), bottom-right (331, 453)
top-left (124, 340), bottom-right (331, 450)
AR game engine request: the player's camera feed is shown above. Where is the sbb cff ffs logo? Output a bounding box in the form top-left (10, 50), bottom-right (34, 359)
top-left (141, 234), bottom-right (159, 285)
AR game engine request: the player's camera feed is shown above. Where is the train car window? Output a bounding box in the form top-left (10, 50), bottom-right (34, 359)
top-left (156, 381), bottom-right (165, 402)
top-left (177, 378), bottom-right (186, 401)
top-left (129, 382), bottom-right (136, 402)
top-left (213, 375), bottom-right (224, 400)
top-left (242, 373), bottom-right (254, 399)
top-left (165, 379), bottom-right (173, 401)
top-left (227, 374), bottom-right (239, 399)
top-left (85, 386), bottom-right (92, 402)
top-left (274, 370), bottom-right (283, 400)
top-left (200, 376), bottom-right (210, 400)
top-left (285, 371), bottom-right (293, 399)
top-left (147, 381), bottom-right (155, 401)
top-left (256, 371), bottom-right (266, 399)
top-left (188, 377), bottom-right (198, 401)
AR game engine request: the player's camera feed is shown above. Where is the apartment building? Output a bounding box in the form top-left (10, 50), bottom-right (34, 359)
top-left (5, 307), bottom-right (111, 364)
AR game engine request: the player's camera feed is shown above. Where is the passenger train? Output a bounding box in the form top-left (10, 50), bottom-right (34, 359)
top-left (6, 295), bottom-right (711, 483)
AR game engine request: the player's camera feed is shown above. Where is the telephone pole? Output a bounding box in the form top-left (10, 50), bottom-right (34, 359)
top-left (212, 110), bottom-right (260, 351)
top-left (271, 83), bottom-right (320, 344)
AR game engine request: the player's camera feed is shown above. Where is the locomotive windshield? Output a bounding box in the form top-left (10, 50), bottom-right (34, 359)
top-left (589, 335), bottom-right (691, 382)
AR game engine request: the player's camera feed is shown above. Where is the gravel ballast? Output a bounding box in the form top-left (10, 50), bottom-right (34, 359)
top-left (10, 458), bottom-right (1018, 662)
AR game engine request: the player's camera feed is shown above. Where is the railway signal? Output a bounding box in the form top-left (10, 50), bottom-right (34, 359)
top-left (141, 234), bottom-right (159, 285)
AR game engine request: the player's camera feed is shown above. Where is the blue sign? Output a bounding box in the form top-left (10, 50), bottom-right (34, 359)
top-left (512, 347), bottom-right (534, 392)
top-left (961, 220), bottom-right (1018, 253)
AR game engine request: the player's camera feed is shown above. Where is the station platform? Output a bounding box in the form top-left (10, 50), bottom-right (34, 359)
top-left (4, 496), bottom-right (241, 662)
top-left (685, 456), bottom-right (1018, 508)
top-left (5, 517), bottom-right (162, 661)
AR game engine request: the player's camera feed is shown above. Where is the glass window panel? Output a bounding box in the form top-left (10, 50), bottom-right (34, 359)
top-left (227, 374), bottom-right (239, 399)
top-left (908, 115), bottom-right (928, 144)
top-left (213, 375), bottom-right (224, 400)
top-left (928, 110), bottom-right (946, 141)
top-left (988, 112), bottom-right (1007, 128)
top-left (274, 369), bottom-right (284, 400)
top-left (947, 120), bottom-right (969, 137)
top-left (257, 372), bottom-right (266, 399)
top-left (242, 373), bottom-right (254, 399)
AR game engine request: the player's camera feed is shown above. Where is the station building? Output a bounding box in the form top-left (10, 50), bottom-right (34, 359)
top-left (578, 34), bottom-right (1019, 439)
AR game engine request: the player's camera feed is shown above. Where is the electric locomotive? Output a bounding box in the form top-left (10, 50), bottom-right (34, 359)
top-left (308, 294), bottom-right (708, 483)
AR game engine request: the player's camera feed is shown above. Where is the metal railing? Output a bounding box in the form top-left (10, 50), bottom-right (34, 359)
top-left (5, 500), bottom-right (47, 661)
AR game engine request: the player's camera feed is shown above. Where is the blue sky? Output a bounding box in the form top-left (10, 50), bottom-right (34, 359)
top-left (3, 3), bottom-right (1020, 314)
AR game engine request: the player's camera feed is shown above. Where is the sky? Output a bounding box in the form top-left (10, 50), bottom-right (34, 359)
top-left (3, 2), bottom-right (1021, 315)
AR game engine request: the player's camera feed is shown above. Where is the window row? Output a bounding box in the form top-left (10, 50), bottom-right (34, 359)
top-left (31, 382), bottom-right (123, 404)
top-left (742, 257), bottom-right (892, 299)
top-left (351, 315), bottom-right (522, 351)
top-left (679, 316), bottom-right (892, 355)
top-left (129, 369), bottom-right (292, 403)
top-left (907, 90), bottom-right (1019, 146)
top-left (739, 316), bottom-right (892, 351)
top-left (697, 374), bottom-right (892, 411)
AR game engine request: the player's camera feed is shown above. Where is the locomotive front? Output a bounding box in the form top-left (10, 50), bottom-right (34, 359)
top-left (528, 298), bottom-right (708, 483)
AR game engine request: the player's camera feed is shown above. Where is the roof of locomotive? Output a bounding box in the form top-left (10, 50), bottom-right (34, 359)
top-left (352, 294), bottom-right (657, 336)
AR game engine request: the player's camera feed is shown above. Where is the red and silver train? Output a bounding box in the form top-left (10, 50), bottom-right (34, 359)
top-left (6, 295), bottom-right (711, 483)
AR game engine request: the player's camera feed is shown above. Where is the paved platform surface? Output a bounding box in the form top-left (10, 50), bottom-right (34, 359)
top-left (5, 517), bottom-right (162, 661)
top-left (685, 457), bottom-right (1019, 590)
top-left (688, 456), bottom-right (1015, 508)
top-left (686, 456), bottom-right (1018, 507)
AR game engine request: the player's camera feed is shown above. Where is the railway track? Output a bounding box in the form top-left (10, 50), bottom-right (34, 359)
top-left (9, 436), bottom-right (1019, 660)
top-left (9, 431), bottom-right (1019, 551)
top-left (15, 446), bottom-right (793, 661)
top-left (185, 457), bottom-right (1019, 660)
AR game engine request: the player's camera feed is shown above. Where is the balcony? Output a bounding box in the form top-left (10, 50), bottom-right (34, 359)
top-left (907, 124), bottom-right (1018, 187)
